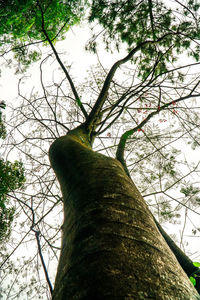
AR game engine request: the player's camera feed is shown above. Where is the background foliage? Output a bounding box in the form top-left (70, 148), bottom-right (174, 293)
top-left (0, 103), bottom-right (25, 243)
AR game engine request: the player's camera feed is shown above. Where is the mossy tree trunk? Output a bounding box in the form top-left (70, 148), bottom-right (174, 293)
top-left (49, 127), bottom-right (199, 300)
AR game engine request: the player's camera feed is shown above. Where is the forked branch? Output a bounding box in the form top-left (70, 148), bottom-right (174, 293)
top-left (84, 32), bottom-right (175, 136)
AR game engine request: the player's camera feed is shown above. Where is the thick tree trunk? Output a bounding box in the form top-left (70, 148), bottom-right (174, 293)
top-left (49, 128), bottom-right (199, 300)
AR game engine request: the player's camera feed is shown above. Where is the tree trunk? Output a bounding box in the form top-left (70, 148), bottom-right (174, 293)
top-left (49, 127), bottom-right (199, 300)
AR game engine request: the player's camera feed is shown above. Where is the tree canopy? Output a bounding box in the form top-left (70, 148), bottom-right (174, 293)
top-left (0, 0), bottom-right (84, 71)
top-left (0, 0), bottom-right (200, 298)
top-left (88, 0), bottom-right (200, 78)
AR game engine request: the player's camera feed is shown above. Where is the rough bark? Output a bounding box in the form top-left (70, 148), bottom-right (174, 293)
top-left (49, 127), bottom-right (200, 300)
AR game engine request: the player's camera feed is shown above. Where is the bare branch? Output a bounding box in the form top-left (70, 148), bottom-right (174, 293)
top-left (37, 1), bottom-right (88, 120)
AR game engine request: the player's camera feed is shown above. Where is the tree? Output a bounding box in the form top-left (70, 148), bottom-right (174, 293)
top-left (1, 0), bottom-right (200, 299)
top-left (0, 103), bottom-right (25, 243)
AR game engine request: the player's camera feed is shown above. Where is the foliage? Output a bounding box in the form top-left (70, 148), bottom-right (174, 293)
top-left (0, 161), bottom-right (25, 242)
top-left (0, 101), bottom-right (6, 138)
top-left (0, 0), bottom-right (82, 39)
top-left (0, 104), bottom-right (25, 242)
top-left (88, 0), bottom-right (200, 79)
top-left (190, 262), bottom-right (200, 286)
top-left (0, 0), bottom-right (85, 69)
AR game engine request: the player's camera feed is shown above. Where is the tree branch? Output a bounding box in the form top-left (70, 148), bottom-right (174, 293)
top-left (30, 196), bottom-right (53, 295)
top-left (34, 230), bottom-right (53, 295)
top-left (116, 91), bottom-right (200, 172)
top-left (84, 33), bottom-right (174, 136)
top-left (116, 108), bottom-right (158, 173)
top-left (154, 217), bottom-right (200, 294)
top-left (148, 0), bottom-right (156, 40)
top-left (37, 1), bottom-right (88, 120)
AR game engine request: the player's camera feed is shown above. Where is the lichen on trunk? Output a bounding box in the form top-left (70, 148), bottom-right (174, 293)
top-left (49, 127), bottom-right (199, 300)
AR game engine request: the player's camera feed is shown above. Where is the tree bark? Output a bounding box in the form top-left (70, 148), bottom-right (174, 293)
top-left (49, 127), bottom-right (200, 300)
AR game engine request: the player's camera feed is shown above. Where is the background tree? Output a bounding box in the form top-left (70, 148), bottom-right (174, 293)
top-left (0, 102), bottom-right (25, 243)
top-left (0, 0), bottom-right (200, 299)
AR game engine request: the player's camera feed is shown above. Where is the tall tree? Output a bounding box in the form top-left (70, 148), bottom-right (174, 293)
top-left (1, 0), bottom-right (200, 299)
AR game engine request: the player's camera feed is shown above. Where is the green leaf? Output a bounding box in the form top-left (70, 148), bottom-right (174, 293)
top-left (190, 276), bottom-right (196, 286)
top-left (193, 262), bottom-right (200, 267)
top-left (76, 98), bottom-right (82, 108)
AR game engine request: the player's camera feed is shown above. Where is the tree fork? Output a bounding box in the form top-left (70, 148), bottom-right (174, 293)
top-left (49, 127), bottom-right (199, 300)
